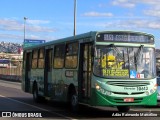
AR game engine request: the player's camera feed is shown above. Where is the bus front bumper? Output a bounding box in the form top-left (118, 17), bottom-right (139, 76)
top-left (90, 89), bottom-right (157, 106)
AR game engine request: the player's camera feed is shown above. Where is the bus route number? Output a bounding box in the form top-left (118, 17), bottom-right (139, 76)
top-left (137, 86), bottom-right (148, 91)
top-left (104, 34), bottom-right (114, 41)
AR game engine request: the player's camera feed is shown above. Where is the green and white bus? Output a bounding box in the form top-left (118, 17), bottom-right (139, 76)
top-left (22, 31), bottom-right (157, 112)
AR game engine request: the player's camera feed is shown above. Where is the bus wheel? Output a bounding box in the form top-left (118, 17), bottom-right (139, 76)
top-left (70, 93), bottom-right (78, 112)
top-left (33, 85), bottom-right (40, 103)
top-left (117, 106), bottom-right (130, 112)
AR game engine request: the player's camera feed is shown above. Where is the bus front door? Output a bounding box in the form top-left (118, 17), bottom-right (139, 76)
top-left (44, 49), bottom-right (53, 97)
top-left (79, 43), bottom-right (92, 103)
top-left (25, 52), bottom-right (32, 92)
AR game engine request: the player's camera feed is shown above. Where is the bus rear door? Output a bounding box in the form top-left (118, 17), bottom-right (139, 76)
top-left (44, 48), bottom-right (53, 98)
top-left (24, 52), bottom-right (32, 92)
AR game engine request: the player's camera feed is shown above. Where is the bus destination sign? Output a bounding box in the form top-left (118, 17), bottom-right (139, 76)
top-left (96, 32), bottom-right (154, 43)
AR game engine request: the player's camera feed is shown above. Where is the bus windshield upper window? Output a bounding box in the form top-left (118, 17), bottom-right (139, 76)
top-left (66, 42), bottom-right (78, 55)
top-left (38, 48), bottom-right (44, 68)
top-left (33, 50), bottom-right (38, 58)
top-left (32, 50), bottom-right (38, 68)
top-left (53, 44), bottom-right (65, 68)
top-left (65, 42), bottom-right (78, 68)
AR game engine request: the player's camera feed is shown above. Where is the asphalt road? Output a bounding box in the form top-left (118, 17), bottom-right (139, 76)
top-left (0, 79), bottom-right (159, 120)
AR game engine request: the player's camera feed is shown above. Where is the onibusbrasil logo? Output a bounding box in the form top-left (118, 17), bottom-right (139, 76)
top-left (2, 112), bottom-right (42, 118)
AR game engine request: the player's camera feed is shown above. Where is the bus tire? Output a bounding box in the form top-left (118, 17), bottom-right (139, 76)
top-left (33, 84), bottom-right (41, 103)
top-left (117, 106), bottom-right (130, 112)
top-left (70, 92), bottom-right (79, 112)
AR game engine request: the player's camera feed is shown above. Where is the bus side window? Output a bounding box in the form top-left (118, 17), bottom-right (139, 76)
top-left (65, 42), bottom-right (78, 68)
top-left (32, 49), bottom-right (38, 68)
top-left (53, 44), bottom-right (65, 68)
top-left (38, 48), bottom-right (44, 68)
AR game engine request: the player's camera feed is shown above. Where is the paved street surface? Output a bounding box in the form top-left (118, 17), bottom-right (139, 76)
top-left (0, 79), bottom-right (159, 120)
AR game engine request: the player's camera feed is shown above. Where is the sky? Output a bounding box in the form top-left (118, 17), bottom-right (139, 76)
top-left (0, 0), bottom-right (160, 48)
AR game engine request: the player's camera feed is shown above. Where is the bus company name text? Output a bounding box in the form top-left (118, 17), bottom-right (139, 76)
top-left (2, 112), bottom-right (42, 118)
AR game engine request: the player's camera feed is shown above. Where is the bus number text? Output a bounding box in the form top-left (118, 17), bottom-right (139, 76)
top-left (137, 86), bottom-right (148, 91)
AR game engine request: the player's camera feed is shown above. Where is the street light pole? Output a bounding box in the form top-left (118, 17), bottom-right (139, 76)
top-left (24, 17), bottom-right (28, 41)
top-left (73, 0), bottom-right (77, 36)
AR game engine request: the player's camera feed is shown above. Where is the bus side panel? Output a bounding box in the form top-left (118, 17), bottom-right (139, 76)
top-left (52, 69), bottom-right (66, 101)
top-left (51, 68), bottom-right (78, 102)
top-left (30, 69), bottom-right (44, 96)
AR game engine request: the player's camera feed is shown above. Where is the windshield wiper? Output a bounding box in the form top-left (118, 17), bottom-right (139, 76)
top-left (135, 45), bottom-right (144, 64)
top-left (133, 45), bottom-right (144, 70)
top-left (109, 44), bottom-right (124, 60)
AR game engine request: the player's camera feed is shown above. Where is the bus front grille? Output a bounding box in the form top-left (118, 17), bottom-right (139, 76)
top-left (106, 81), bottom-right (150, 87)
top-left (112, 92), bottom-right (145, 95)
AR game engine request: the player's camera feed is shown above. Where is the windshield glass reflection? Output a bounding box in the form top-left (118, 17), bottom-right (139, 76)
top-left (94, 45), bottom-right (156, 79)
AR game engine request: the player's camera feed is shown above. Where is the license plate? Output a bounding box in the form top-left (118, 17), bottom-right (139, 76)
top-left (124, 98), bottom-right (134, 102)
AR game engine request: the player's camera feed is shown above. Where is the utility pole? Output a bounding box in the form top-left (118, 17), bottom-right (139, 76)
top-left (24, 17), bottom-right (28, 41)
top-left (73, 0), bottom-right (77, 36)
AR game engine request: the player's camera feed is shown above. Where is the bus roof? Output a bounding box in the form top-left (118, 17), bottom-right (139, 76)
top-left (23, 30), bottom-right (154, 50)
top-left (23, 31), bottom-right (96, 50)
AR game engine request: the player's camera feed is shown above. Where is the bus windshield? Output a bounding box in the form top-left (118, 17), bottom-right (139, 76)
top-left (94, 45), bottom-right (156, 79)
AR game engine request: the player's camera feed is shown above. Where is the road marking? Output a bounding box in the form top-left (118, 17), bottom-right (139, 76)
top-left (0, 94), bottom-right (77, 120)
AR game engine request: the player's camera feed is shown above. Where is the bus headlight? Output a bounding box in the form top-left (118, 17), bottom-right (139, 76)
top-left (95, 83), bottom-right (111, 96)
top-left (100, 88), bottom-right (111, 95)
top-left (150, 84), bottom-right (157, 94)
top-left (145, 91), bottom-right (149, 95)
top-left (153, 84), bottom-right (157, 90)
top-left (150, 89), bottom-right (154, 94)
top-left (95, 83), bottom-right (100, 90)
top-left (106, 90), bottom-right (111, 96)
